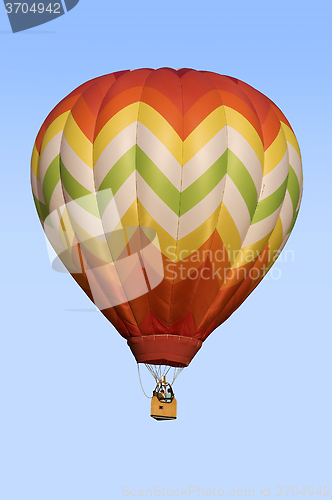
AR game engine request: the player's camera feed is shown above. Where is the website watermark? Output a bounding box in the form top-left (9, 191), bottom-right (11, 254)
top-left (164, 245), bottom-right (295, 283)
top-left (121, 485), bottom-right (330, 497)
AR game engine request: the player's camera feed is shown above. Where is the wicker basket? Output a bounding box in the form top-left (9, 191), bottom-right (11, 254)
top-left (151, 395), bottom-right (177, 420)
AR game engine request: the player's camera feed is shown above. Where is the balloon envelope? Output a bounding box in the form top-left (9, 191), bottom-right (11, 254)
top-left (31, 68), bottom-right (303, 369)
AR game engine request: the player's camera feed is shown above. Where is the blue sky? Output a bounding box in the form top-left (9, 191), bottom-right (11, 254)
top-left (0, 1), bottom-right (331, 499)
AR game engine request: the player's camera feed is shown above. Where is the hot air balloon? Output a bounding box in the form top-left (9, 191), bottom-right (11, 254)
top-left (31, 68), bottom-right (303, 419)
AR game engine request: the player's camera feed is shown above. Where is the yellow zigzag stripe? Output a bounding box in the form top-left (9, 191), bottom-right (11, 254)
top-left (31, 144), bottom-right (40, 179)
top-left (63, 113), bottom-right (94, 168)
top-left (247, 218), bottom-right (284, 290)
top-left (40, 111), bottom-right (71, 156)
top-left (216, 203), bottom-right (241, 266)
top-left (95, 102), bottom-right (183, 164)
top-left (183, 107), bottom-right (226, 163)
top-left (224, 106), bottom-right (264, 167)
top-left (266, 216), bottom-right (283, 265)
top-left (94, 103), bottom-right (265, 168)
top-left (94, 103), bottom-right (140, 163)
top-left (77, 234), bottom-right (113, 265)
top-left (138, 103), bottom-right (183, 164)
top-left (233, 232), bottom-right (272, 269)
top-left (281, 123), bottom-right (301, 159)
top-left (264, 126), bottom-right (287, 175)
top-left (176, 204), bottom-right (221, 261)
top-left (118, 200), bottom-right (222, 263)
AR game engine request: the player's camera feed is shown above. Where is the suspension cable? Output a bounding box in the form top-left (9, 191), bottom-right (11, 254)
top-left (172, 367), bottom-right (184, 384)
top-left (139, 362), bottom-right (185, 393)
top-left (137, 363), bottom-right (152, 399)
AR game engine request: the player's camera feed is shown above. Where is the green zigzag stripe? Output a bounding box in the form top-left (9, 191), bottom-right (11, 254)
top-left (41, 146), bottom-right (295, 228)
top-left (251, 176), bottom-right (289, 224)
top-left (287, 165), bottom-right (300, 214)
top-left (60, 158), bottom-right (100, 218)
top-left (60, 158), bottom-right (91, 200)
top-left (42, 155), bottom-right (61, 210)
top-left (33, 194), bottom-right (48, 223)
top-left (226, 149), bottom-right (258, 219)
top-left (98, 146), bottom-right (136, 194)
top-left (99, 145), bottom-right (230, 216)
top-left (136, 147), bottom-right (180, 213)
top-left (138, 147), bottom-right (230, 215)
top-left (181, 152), bottom-right (228, 214)
top-left (287, 206), bottom-right (300, 236)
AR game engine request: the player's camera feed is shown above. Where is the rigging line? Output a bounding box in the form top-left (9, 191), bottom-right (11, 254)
top-left (145, 364), bottom-right (158, 382)
top-left (137, 363), bottom-right (152, 399)
top-left (152, 367), bottom-right (158, 382)
top-left (176, 367), bottom-right (184, 381)
top-left (150, 365), bottom-right (158, 381)
top-left (149, 365), bottom-right (159, 383)
top-left (172, 367), bottom-right (184, 385)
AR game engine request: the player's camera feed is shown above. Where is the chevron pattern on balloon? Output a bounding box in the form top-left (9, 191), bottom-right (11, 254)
top-left (31, 68), bottom-right (303, 353)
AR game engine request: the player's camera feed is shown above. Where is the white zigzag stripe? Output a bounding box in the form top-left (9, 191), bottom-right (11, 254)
top-left (137, 174), bottom-right (179, 239)
top-left (62, 189), bottom-right (106, 242)
top-left (287, 143), bottom-right (302, 186)
top-left (279, 190), bottom-right (294, 239)
top-left (44, 207), bottom-right (66, 251)
top-left (287, 142), bottom-right (303, 211)
top-left (102, 172), bottom-right (137, 233)
top-left (61, 136), bottom-right (94, 193)
top-left (48, 175), bottom-right (232, 247)
top-left (241, 206), bottom-right (281, 248)
top-left (227, 126), bottom-right (263, 195)
top-left (31, 171), bottom-right (45, 204)
top-left (238, 157), bottom-right (289, 249)
top-left (278, 233), bottom-right (291, 257)
top-left (137, 122), bottom-right (182, 190)
top-left (259, 151), bottom-right (289, 201)
top-left (182, 127), bottom-right (227, 190)
top-left (43, 128), bottom-right (297, 246)
top-left (53, 169), bottom-right (258, 245)
top-left (94, 122), bottom-right (137, 190)
top-left (92, 122), bottom-right (264, 195)
top-left (46, 174), bottom-right (286, 249)
top-left (235, 152), bottom-right (289, 248)
top-left (49, 180), bottom-right (66, 218)
top-left (178, 175), bottom-right (226, 239)
top-left (296, 187), bottom-right (303, 212)
top-left (223, 175), bottom-right (251, 244)
top-left (39, 131), bottom-right (63, 183)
